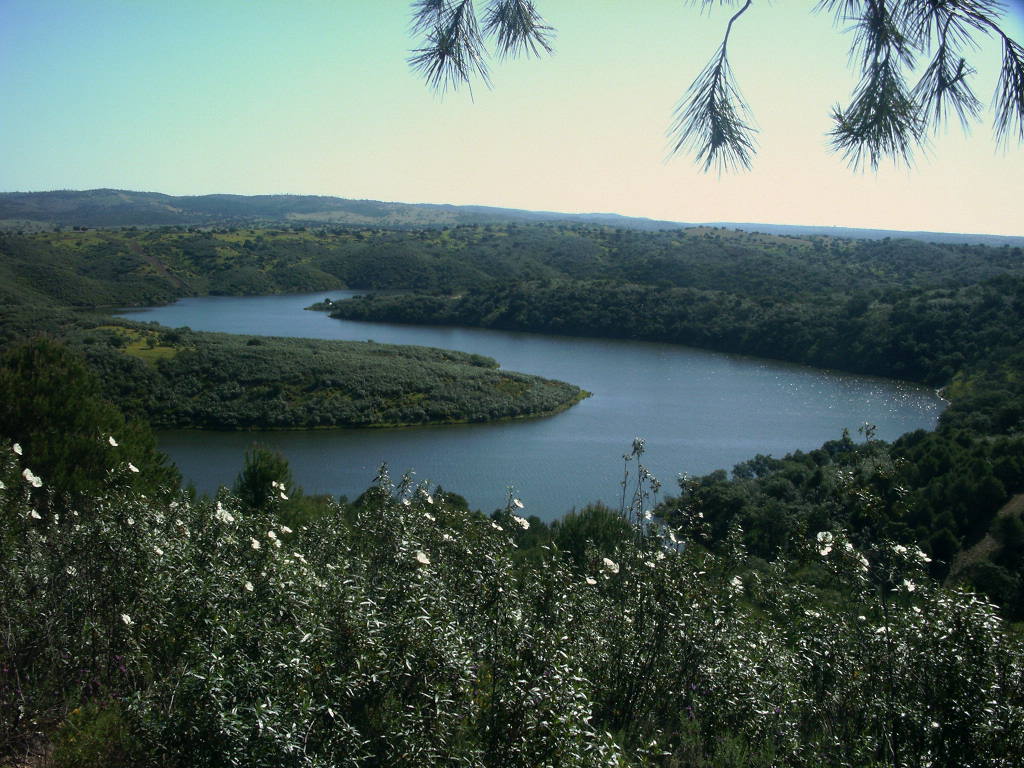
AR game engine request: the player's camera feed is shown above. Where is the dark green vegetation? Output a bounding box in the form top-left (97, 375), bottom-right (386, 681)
top-left (2, 217), bottom-right (1024, 765)
top-left (0, 338), bottom-right (179, 505)
top-left (0, 307), bottom-right (584, 431)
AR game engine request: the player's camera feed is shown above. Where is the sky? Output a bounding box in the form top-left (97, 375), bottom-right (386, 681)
top-left (2, 0), bottom-right (1023, 236)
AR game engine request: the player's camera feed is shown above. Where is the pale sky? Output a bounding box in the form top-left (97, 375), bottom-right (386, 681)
top-left (2, 0), bottom-right (1023, 235)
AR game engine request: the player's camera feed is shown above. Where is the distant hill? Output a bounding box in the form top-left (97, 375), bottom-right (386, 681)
top-left (1, 189), bottom-right (1021, 246)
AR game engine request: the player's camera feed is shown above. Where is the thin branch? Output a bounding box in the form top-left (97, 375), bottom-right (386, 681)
top-left (668, 0), bottom-right (756, 172)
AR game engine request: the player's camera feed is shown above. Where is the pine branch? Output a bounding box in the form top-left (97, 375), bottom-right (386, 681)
top-left (912, 15), bottom-right (982, 132)
top-left (668, 0), bottom-right (757, 172)
top-left (482, 0), bottom-right (554, 59)
top-left (409, 0), bottom-right (491, 94)
top-left (831, 57), bottom-right (924, 169)
top-left (993, 35), bottom-right (1024, 145)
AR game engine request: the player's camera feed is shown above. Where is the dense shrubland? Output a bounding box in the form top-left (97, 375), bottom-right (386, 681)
top-left (0, 309), bottom-right (585, 431)
top-left (2, 435), bottom-right (1023, 767)
top-left (655, 427), bottom-right (1024, 620)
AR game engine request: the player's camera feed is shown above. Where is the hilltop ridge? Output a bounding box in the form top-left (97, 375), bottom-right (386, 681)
top-left (1, 188), bottom-right (1020, 246)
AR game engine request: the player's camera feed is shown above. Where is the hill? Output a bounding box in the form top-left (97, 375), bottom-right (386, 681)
top-left (1, 189), bottom-right (1021, 245)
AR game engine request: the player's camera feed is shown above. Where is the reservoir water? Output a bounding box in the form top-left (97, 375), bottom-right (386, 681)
top-left (119, 293), bottom-right (946, 520)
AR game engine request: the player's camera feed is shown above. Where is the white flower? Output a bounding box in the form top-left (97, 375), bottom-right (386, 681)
top-left (153, 546), bottom-right (163, 556)
top-left (214, 502), bottom-right (235, 524)
top-left (602, 557), bottom-right (619, 574)
top-left (491, 521), bottom-right (503, 531)
top-left (512, 498), bottom-right (524, 509)
top-left (126, 517), bottom-right (134, 526)
top-left (267, 530), bottom-right (278, 541)
top-left (415, 550), bottom-right (430, 565)
top-left (915, 548), bottom-right (932, 563)
top-left (29, 509), bottom-right (41, 520)
top-left (65, 565), bottom-right (77, 576)
top-left (13, 443), bottom-right (22, 455)
top-left (902, 579), bottom-right (916, 592)
top-left (244, 581), bottom-right (254, 592)
top-left (128, 463), bottom-right (139, 473)
top-left (272, 538), bottom-right (282, 548)
top-left (401, 497), bottom-right (411, 507)
top-left (585, 576), bottom-right (597, 585)
top-left (512, 515), bottom-right (529, 530)
top-left (730, 575), bottom-right (743, 594)
top-left (893, 544), bottom-right (908, 555)
top-left (279, 525), bottom-right (292, 534)
top-left (108, 436), bottom-right (118, 447)
top-left (425, 494), bottom-right (434, 505)
top-left (22, 468), bottom-right (42, 488)
top-left (279, 491), bottom-right (288, 500)
top-left (424, 512), bottom-right (436, 522)
top-left (121, 614), bottom-right (134, 627)
top-left (816, 531), bottom-right (833, 555)
top-left (644, 561), bottom-right (656, 569)
top-left (655, 551), bottom-right (666, 560)
top-left (251, 538), bottom-right (261, 550)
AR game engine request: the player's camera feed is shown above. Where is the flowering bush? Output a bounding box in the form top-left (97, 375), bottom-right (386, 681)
top-left (1, 443), bottom-right (1022, 767)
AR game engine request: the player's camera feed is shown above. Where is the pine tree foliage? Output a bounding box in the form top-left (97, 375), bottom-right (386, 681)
top-left (408, 0), bottom-right (1024, 171)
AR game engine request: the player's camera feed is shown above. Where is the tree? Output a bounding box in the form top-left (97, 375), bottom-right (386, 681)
top-left (233, 444), bottom-right (294, 512)
top-left (0, 337), bottom-right (179, 506)
top-left (408, 1), bottom-right (1024, 172)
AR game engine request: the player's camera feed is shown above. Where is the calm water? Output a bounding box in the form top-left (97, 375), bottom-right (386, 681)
top-left (119, 293), bottom-right (945, 520)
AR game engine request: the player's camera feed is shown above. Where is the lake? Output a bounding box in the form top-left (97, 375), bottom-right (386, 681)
top-left (119, 293), bottom-right (946, 520)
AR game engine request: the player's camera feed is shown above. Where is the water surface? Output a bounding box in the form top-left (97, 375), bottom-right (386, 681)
top-left (120, 293), bottom-right (944, 519)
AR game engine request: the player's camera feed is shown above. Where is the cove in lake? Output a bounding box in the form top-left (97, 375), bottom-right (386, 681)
top-left (119, 293), bottom-right (945, 520)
